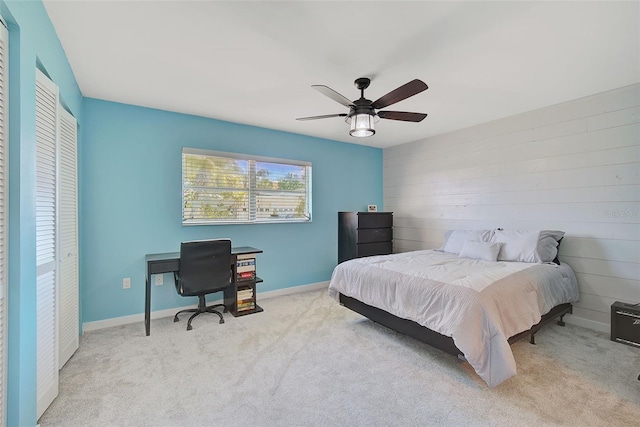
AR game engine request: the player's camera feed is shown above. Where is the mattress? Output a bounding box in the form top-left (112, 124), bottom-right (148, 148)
top-left (328, 249), bottom-right (579, 387)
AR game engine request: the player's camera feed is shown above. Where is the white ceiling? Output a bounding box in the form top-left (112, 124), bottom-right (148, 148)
top-left (43, 1), bottom-right (639, 149)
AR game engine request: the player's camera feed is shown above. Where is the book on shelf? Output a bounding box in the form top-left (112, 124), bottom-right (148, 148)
top-left (237, 258), bottom-right (256, 273)
top-left (237, 299), bottom-right (254, 306)
top-left (237, 290), bottom-right (253, 299)
top-left (237, 301), bottom-right (255, 311)
top-left (237, 287), bottom-right (253, 297)
top-left (237, 271), bottom-right (255, 280)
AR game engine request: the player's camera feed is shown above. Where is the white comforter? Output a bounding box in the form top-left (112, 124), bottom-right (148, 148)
top-left (328, 250), bottom-right (579, 387)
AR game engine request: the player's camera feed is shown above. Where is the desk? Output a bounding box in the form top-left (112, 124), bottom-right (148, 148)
top-left (145, 246), bottom-right (263, 336)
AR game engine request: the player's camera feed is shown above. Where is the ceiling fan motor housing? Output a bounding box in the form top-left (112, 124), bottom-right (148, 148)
top-left (346, 98), bottom-right (376, 123)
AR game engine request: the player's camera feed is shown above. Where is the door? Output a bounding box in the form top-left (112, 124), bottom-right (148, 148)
top-left (35, 68), bottom-right (80, 419)
top-left (57, 107), bottom-right (79, 368)
top-left (35, 68), bottom-right (59, 419)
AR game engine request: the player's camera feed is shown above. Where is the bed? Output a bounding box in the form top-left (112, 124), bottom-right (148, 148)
top-left (328, 229), bottom-right (580, 387)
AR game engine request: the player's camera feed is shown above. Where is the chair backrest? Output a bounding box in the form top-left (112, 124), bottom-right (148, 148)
top-left (178, 239), bottom-right (232, 296)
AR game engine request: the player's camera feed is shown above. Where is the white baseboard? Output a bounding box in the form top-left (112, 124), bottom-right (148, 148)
top-left (564, 313), bottom-right (609, 334)
top-left (85, 282), bottom-right (607, 336)
top-left (82, 281), bottom-right (330, 333)
top-left (259, 281), bottom-right (328, 300)
top-left (82, 304), bottom-right (199, 332)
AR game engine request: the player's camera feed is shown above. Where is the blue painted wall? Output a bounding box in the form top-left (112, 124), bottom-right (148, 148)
top-left (0, 1), bottom-right (83, 425)
top-left (0, 1), bottom-right (382, 424)
top-left (81, 98), bottom-right (383, 322)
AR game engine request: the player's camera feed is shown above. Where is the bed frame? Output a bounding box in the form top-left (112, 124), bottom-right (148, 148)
top-left (339, 293), bottom-right (572, 358)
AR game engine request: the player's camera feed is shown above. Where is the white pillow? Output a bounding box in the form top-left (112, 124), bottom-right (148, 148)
top-left (458, 241), bottom-right (502, 262)
top-left (441, 230), bottom-right (494, 254)
top-left (491, 230), bottom-right (564, 263)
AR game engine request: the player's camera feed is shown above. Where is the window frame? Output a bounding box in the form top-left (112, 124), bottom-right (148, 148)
top-left (182, 147), bottom-right (312, 225)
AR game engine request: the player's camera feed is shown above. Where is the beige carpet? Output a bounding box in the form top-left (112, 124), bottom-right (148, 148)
top-left (40, 289), bottom-right (640, 426)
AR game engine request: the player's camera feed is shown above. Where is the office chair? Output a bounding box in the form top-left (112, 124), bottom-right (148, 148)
top-left (173, 239), bottom-right (233, 330)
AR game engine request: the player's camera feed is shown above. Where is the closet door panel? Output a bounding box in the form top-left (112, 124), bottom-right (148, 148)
top-left (35, 69), bottom-right (59, 419)
top-left (58, 107), bottom-right (78, 368)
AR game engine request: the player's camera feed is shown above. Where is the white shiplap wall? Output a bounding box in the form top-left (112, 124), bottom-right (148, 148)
top-left (384, 84), bottom-right (640, 332)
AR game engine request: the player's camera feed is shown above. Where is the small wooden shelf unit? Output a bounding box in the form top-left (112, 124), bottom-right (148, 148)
top-left (224, 251), bottom-right (264, 316)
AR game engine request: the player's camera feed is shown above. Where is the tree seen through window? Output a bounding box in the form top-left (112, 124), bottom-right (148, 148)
top-left (182, 149), bottom-right (311, 224)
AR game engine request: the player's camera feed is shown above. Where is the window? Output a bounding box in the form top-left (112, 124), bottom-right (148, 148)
top-left (182, 148), bottom-right (312, 225)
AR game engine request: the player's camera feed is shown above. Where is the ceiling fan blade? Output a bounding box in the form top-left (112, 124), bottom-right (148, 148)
top-left (312, 85), bottom-right (354, 107)
top-left (371, 79), bottom-right (428, 110)
top-left (377, 111), bottom-right (428, 122)
top-left (296, 113), bottom-right (348, 121)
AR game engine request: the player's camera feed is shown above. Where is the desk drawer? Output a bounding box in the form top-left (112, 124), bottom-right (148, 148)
top-left (148, 260), bottom-right (179, 275)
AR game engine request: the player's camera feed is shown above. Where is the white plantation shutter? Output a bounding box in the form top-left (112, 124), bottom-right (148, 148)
top-left (0, 18), bottom-right (8, 427)
top-left (35, 69), bottom-right (59, 419)
top-left (57, 107), bottom-right (78, 368)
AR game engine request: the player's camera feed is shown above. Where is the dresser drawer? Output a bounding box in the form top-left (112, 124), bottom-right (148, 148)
top-left (357, 213), bottom-right (393, 229)
top-left (357, 228), bottom-right (392, 244)
top-left (357, 241), bottom-right (392, 258)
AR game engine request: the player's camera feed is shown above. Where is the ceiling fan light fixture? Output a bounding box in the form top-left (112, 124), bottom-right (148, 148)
top-left (298, 77), bottom-right (428, 137)
top-left (349, 113), bottom-right (375, 137)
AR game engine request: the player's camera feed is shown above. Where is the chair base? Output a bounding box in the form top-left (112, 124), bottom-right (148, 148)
top-left (174, 295), bottom-right (226, 330)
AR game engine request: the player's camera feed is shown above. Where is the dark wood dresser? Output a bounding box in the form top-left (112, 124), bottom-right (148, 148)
top-left (338, 212), bottom-right (393, 263)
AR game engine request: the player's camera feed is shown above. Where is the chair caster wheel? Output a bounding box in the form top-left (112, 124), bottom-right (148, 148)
top-left (174, 317), bottom-right (179, 323)
top-left (187, 325), bottom-right (193, 331)
top-left (219, 319), bottom-right (225, 324)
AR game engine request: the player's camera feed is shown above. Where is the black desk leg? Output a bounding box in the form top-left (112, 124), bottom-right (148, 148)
top-left (145, 269), bottom-right (151, 336)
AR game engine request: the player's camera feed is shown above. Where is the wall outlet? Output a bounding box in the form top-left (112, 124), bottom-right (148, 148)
top-left (123, 277), bottom-right (131, 289)
top-left (155, 274), bottom-right (163, 286)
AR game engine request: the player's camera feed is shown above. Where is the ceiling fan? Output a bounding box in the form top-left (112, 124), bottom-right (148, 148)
top-left (296, 77), bottom-right (428, 137)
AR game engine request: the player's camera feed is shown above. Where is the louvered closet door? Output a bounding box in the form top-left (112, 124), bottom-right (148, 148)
top-left (58, 107), bottom-right (78, 368)
top-left (35, 69), bottom-right (59, 419)
top-left (0, 18), bottom-right (8, 427)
